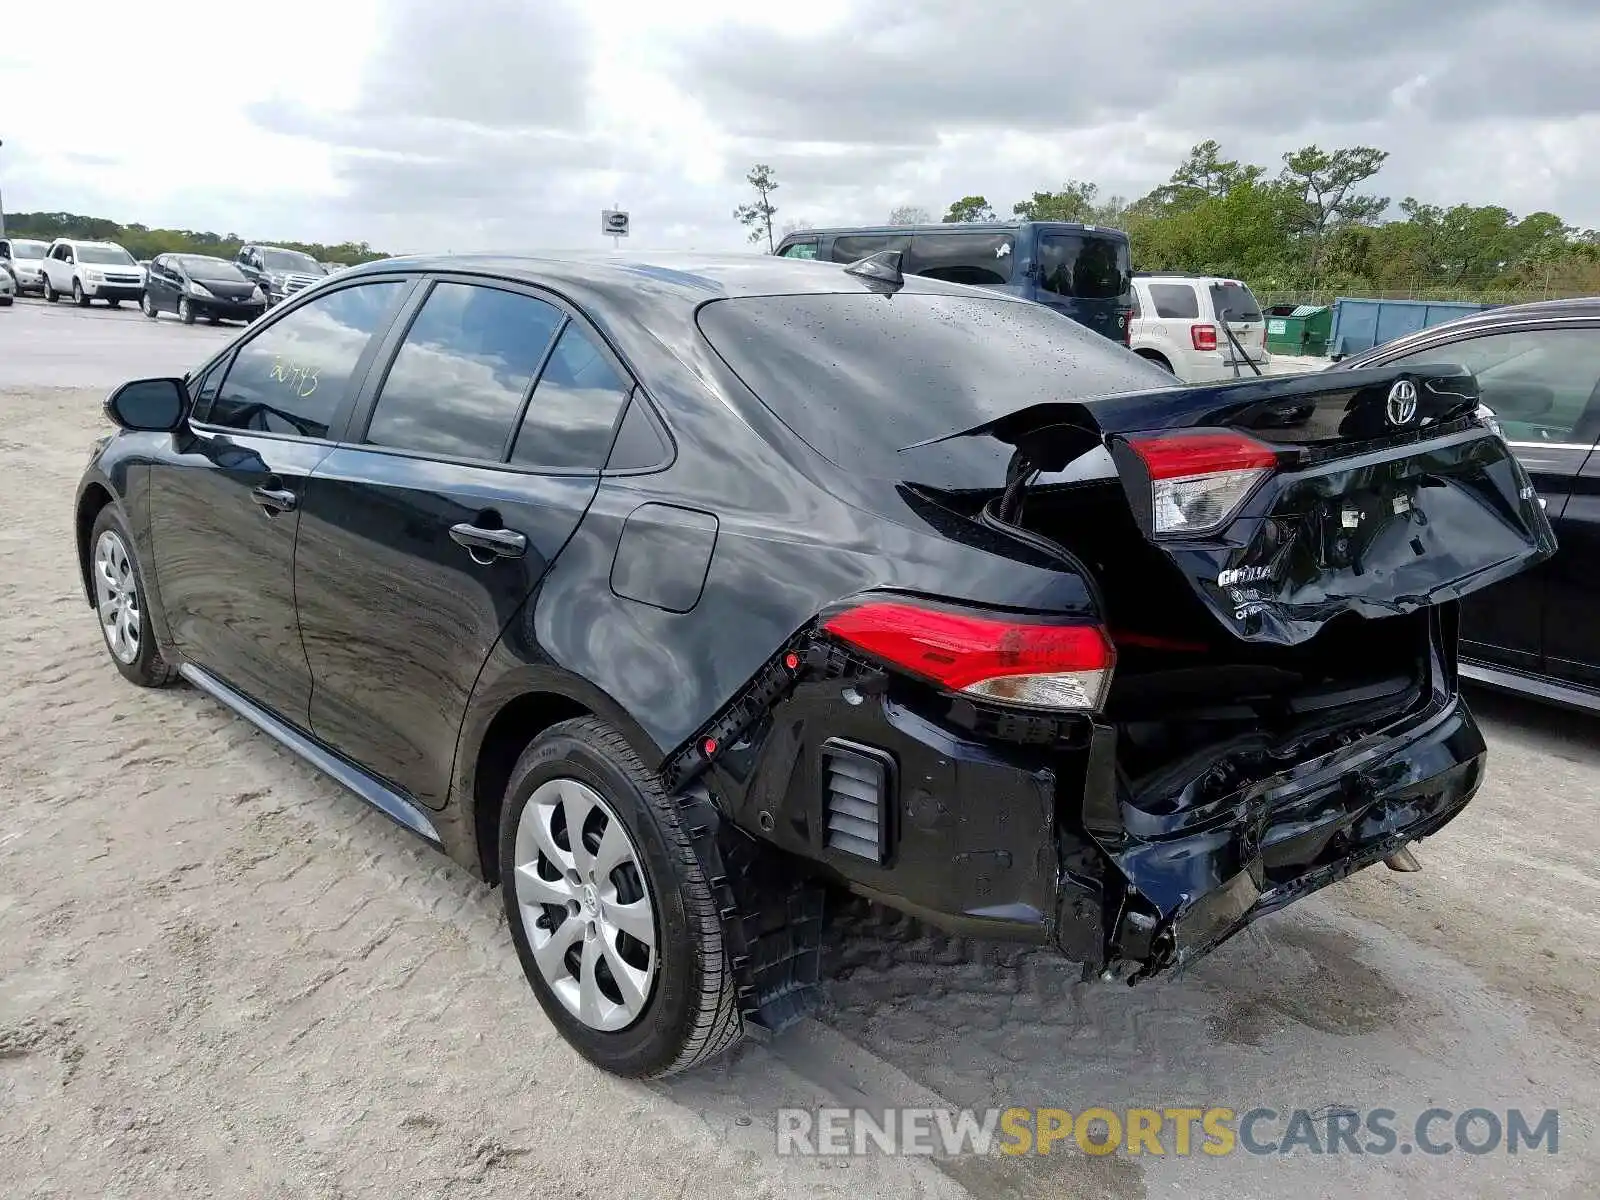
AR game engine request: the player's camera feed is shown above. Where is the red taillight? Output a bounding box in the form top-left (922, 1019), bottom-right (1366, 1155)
top-left (1120, 307), bottom-right (1133, 346)
top-left (822, 600), bottom-right (1114, 711)
top-left (1126, 431), bottom-right (1277, 480)
top-left (1124, 430), bottom-right (1278, 535)
top-left (1191, 324), bottom-right (1218, 351)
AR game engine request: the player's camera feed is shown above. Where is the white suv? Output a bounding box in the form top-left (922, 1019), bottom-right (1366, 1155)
top-left (1129, 275), bottom-right (1270, 383)
top-left (40, 239), bottom-right (147, 308)
top-left (1, 237), bottom-right (52, 295)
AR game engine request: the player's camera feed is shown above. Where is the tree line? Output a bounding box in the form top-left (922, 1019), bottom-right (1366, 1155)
top-left (752, 142), bottom-right (1600, 302)
top-left (2, 211), bottom-right (389, 267)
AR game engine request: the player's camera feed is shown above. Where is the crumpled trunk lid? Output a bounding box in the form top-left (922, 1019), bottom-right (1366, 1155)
top-left (915, 364), bottom-right (1557, 646)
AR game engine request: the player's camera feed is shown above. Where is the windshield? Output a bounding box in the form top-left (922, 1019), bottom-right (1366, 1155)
top-left (77, 245), bottom-right (137, 266)
top-left (697, 291), bottom-right (1168, 488)
top-left (1036, 233), bottom-right (1131, 301)
top-left (179, 256), bottom-right (247, 282)
top-left (1210, 282), bottom-right (1262, 323)
top-left (9, 240), bottom-right (49, 258)
top-left (261, 249), bottom-right (323, 274)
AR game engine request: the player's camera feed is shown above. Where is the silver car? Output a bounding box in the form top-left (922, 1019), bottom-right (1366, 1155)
top-left (0, 268), bottom-right (14, 306)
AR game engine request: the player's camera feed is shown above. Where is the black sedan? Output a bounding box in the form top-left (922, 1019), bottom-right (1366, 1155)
top-left (75, 252), bottom-right (1551, 1077)
top-left (142, 254), bottom-right (267, 324)
top-left (1331, 298), bottom-right (1600, 711)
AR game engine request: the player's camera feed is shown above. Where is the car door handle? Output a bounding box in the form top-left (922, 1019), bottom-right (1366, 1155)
top-left (449, 523), bottom-right (528, 559)
top-left (251, 485), bottom-right (298, 513)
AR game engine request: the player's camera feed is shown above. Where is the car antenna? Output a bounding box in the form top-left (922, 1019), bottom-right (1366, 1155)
top-left (844, 250), bottom-right (905, 289)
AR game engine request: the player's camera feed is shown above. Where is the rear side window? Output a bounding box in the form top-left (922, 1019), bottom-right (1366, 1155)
top-left (830, 233), bottom-right (911, 263)
top-left (1147, 284), bottom-right (1200, 319)
top-left (207, 282), bottom-right (405, 438)
top-left (365, 282), bottom-right (563, 461)
top-left (1037, 233), bottom-right (1131, 301)
top-left (1210, 282), bottom-right (1261, 322)
top-left (508, 324), bottom-right (632, 470)
top-left (904, 232), bottom-right (1014, 286)
top-left (779, 241), bottom-right (818, 260)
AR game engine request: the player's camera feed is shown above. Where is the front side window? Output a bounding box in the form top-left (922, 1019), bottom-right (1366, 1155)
top-left (508, 324), bottom-right (632, 470)
top-left (1147, 283), bottom-right (1200, 319)
top-left (207, 282), bottom-right (406, 438)
top-left (366, 282), bottom-right (564, 461)
top-left (1036, 233), bottom-right (1131, 301)
top-left (830, 233), bottom-right (911, 263)
top-left (1387, 326), bottom-right (1600, 444)
top-left (904, 232), bottom-right (1015, 286)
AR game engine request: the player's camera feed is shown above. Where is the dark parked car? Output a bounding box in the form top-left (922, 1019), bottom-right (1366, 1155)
top-left (1331, 298), bottom-right (1600, 711)
top-left (75, 252), bottom-right (1552, 1077)
top-left (142, 254), bottom-right (268, 325)
top-left (774, 221), bottom-right (1135, 345)
top-left (234, 244), bottom-right (328, 306)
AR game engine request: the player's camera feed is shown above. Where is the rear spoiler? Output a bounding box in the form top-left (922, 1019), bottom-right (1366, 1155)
top-left (900, 365), bottom-right (1482, 472)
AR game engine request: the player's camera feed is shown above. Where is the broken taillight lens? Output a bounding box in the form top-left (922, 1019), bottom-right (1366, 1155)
top-left (1125, 430), bottom-right (1278, 535)
top-left (822, 599), bottom-right (1114, 711)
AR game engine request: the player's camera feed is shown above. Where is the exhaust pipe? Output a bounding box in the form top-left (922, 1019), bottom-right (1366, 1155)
top-left (1384, 845), bottom-right (1421, 872)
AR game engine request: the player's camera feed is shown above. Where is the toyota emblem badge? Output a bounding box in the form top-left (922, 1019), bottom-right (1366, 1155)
top-left (1386, 378), bottom-right (1418, 426)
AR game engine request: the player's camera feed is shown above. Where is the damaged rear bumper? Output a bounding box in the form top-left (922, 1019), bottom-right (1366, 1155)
top-left (1101, 695), bottom-right (1484, 979)
top-left (716, 644), bottom-right (1485, 981)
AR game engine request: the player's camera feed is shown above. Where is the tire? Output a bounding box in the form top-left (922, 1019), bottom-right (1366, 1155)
top-left (500, 717), bottom-right (741, 1078)
top-left (1136, 349), bottom-right (1175, 373)
top-left (73, 280), bottom-right (90, 308)
top-left (179, 298), bottom-right (196, 325)
top-left (207, 314), bottom-right (220, 325)
top-left (88, 506), bottom-right (181, 688)
top-left (108, 299), bottom-right (121, 309)
top-left (141, 292), bottom-right (159, 319)
top-left (42, 277), bottom-right (58, 303)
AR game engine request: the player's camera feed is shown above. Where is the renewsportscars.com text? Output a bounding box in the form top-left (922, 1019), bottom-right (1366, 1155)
top-left (775, 1106), bottom-right (1559, 1158)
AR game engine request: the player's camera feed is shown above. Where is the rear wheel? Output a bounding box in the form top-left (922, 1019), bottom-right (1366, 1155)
top-left (1136, 349), bottom-right (1174, 372)
top-left (500, 717), bottom-right (741, 1078)
top-left (89, 506), bottom-right (180, 688)
top-left (178, 297), bottom-right (196, 325)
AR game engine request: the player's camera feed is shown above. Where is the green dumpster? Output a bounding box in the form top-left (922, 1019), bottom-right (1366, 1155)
top-left (1265, 304), bottom-right (1332, 357)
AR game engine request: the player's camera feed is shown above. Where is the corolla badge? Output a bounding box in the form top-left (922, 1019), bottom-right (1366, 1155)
top-left (1386, 378), bottom-right (1419, 426)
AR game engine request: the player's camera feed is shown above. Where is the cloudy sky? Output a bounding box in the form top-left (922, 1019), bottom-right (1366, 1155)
top-left (4, 0), bottom-right (1598, 252)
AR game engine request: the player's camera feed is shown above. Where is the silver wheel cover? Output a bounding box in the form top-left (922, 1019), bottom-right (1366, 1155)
top-left (93, 529), bottom-right (141, 665)
top-left (512, 778), bottom-right (658, 1031)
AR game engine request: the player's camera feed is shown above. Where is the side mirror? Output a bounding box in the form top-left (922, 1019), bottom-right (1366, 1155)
top-left (105, 378), bottom-right (188, 433)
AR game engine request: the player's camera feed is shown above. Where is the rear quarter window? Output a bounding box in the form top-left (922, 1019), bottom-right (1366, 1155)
top-left (1147, 284), bottom-right (1200, 319)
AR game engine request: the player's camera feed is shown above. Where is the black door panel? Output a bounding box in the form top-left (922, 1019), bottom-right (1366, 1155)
top-left (1543, 447), bottom-right (1600, 684)
top-left (150, 431), bottom-right (330, 723)
top-left (1460, 441), bottom-right (1584, 669)
top-left (294, 451), bottom-right (598, 807)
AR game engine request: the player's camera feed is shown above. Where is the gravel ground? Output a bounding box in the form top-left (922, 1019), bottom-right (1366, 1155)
top-left (1, 300), bottom-right (1596, 1198)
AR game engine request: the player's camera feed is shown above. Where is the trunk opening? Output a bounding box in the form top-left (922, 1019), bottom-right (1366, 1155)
top-left (985, 479), bottom-right (1437, 818)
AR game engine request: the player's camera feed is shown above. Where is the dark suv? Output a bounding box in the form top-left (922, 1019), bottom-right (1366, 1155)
top-left (76, 252), bottom-right (1552, 1077)
top-left (775, 221), bottom-right (1135, 344)
top-left (234, 244), bottom-right (328, 306)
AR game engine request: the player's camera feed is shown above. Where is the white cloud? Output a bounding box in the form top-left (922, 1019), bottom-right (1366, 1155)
top-left (3, 0), bottom-right (1598, 252)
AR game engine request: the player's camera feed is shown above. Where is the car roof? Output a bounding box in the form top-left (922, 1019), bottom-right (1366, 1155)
top-left (779, 222), bottom-right (1128, 240)
top-left (53, 238), bottom-right (124, 248)
top-left (339, 250), bottom-right (1042, 305)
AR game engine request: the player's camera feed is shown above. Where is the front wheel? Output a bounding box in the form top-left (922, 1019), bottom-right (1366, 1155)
top-left (42, 277), bottom-right (58, 303)
top-left (500, 717), bottom-right (742, 1078)
top-left (73, 280), bottom-right (90, 308)
top-left (89, 506), bottom-right (181, 688)
top-left (141, 292), bottom-right (159, 319)
top-left (178, 297), bottom-right (196, 325)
